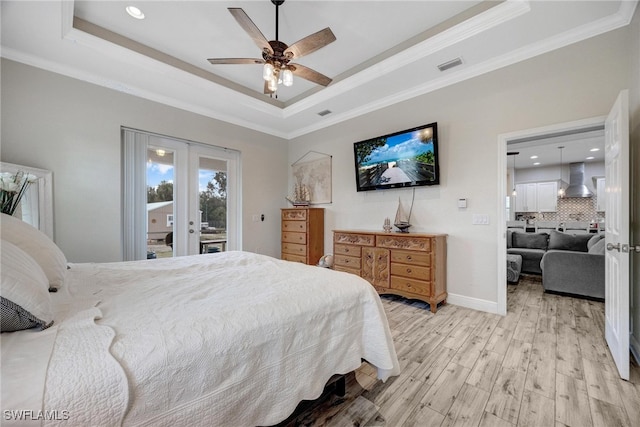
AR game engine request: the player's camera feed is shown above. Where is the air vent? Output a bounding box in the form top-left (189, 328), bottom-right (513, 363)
top-left (317, 109), bottom-right (332, 117)
top-left (437, 57), bottom-right (463, 72)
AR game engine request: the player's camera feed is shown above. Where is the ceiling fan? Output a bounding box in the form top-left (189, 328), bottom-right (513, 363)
top-left (207, 0), bottom-right (336, 96)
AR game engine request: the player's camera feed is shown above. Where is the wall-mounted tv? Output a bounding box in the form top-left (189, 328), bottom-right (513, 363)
top-left (354, 122), bottom-right (439, 192)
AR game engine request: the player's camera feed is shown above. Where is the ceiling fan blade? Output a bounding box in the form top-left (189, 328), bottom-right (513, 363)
top-left (291, 64), bottom-right (332, 86)
top-left (228, 8), bottom-right (273, 54)
top-left (208, 58), bottom-right (265, 65)
top-left (284, 27), bottom-right (336, 59)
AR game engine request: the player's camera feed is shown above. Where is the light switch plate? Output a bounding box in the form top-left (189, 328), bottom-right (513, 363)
top-left (472, 214), bottom-right (490, 225)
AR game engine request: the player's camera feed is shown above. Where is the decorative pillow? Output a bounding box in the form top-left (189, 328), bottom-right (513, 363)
top-left (588, 238), bottom-right (606, 255)
top-left (1, 213), bottom-right (67, 289)
top-left (0, 240), bottom-right (53, 332)
top-left (512, 232), bottom-right (549, 250)
top-left (587, 233), bottom-right (605, 250)
top-left (548, 230), bottom-right (593, 252)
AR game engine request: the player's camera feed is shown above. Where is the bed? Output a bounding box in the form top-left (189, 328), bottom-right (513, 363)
top-left (0, 214), bottom-right (400, 427)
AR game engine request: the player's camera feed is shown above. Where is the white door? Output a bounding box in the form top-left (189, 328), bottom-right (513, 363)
top-left (604, 90), bottom-right (630, 380)
top-left (123, 129), bottom-right (240, 260)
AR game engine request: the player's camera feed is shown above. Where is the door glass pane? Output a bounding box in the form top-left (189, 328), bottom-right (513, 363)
top-left (198, 157), bottom-right (227, 254)
top-left (147, 147), bottom-right (175, 259)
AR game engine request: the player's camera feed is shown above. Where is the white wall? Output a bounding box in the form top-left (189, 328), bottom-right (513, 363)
top-left (289, 25), bottom-right (634, 311)
top-left (1, 59), bottom-right (288, 262)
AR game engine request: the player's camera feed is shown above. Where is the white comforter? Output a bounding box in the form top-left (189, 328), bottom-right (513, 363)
top-left (2, 251), bottom-right (399, 427)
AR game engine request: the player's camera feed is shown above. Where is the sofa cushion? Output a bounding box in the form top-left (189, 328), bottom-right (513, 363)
top-left (588, 238), bottom-right (606, 255)
top-left (512, 232), bottom-right (549, 250)
top-left (507, 248), bottom-right (545, 274)
top-left (587, 233), bottom-right (605, 250)
top-left (548, 230), bottom-right (592, 252)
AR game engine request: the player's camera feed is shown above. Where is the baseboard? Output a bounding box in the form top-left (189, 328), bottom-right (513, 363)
top-left (631, 334), bottom-right (640, 365)
top-left (447, 293), bottom-right (499, 314)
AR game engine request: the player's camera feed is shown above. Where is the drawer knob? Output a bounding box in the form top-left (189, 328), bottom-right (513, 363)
top-left (406, 268), bottom-right (412, 274)
top-left (406, 255), bottom-right (412, 260)
top-left (345, 248), bottom-right (349, 253)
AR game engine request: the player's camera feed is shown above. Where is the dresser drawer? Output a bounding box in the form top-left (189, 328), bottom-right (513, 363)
top-left (334, 265), bottom-right (361, 276)
top-left (334, 244), bottom-right (361, 257)
top-left (390, 263), bottom-right (430, 280)
top-left (333, 232), bottom-right (375, 247)
top-left (282, 253), bottom-right (306, 263)
top-left (390, 249), bottom-right (430, 267)
top-left (282, 242), bottom-right (306, 256)
top-left (390, 276), bottom-right (431, 296)
top-left (282, 220), bottom-right (306, 232)
top-left (282, 209), bottom-right (307, 220)
top-left (377, 235), bottom-right (431, 252)
top-left (334, 254), bottom-right (361, 270)
top-left (282, 231), bottom-right (306, 244)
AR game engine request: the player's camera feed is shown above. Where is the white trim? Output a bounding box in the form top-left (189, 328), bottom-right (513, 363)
top-left (9, 0), bottom-right (633, 140)
top-left (446, 293), bottom-right (498, 315)
top-left (496, 116), bottom-right (606, 316)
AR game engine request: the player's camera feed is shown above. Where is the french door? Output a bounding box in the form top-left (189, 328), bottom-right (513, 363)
top-left (123, 128), bottom-right (241, 260)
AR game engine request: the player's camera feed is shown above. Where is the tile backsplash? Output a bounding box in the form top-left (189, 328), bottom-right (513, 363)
top-left (516, 197), bottom-right (604, 222)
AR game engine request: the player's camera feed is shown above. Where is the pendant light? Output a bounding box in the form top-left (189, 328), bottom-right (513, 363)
top-left (511, 152), bottom-right (518, 196)
top-left (557, 146), bottom-right (565, 198)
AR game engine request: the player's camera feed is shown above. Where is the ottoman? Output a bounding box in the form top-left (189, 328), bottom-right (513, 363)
top-left (507, 254), bottom-right (522, 283)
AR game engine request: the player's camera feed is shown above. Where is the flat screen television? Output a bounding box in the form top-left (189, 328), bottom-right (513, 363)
top-left (353, 122), bottom-right (439, 192)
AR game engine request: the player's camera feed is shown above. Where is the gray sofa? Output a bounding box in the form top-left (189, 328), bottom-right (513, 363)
top-left (540, 231), bottom-right (605, 300)
top-left (507, 231), bottom-right (551, 274)
top-left (507, 230), bottom-right (605, 299)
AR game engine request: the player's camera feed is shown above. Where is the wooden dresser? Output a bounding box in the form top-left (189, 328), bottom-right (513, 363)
top-left (281, 208), bottom-right (324, 265)
top-left (333, 230), bottom-right (447, 313)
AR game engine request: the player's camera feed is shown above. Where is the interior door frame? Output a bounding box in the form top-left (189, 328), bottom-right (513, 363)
top-left (496, 116), bottom-right (606, 316)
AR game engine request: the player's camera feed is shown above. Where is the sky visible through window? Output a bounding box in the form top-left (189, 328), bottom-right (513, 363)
top-left (147, 163), bottom-right (215, 192)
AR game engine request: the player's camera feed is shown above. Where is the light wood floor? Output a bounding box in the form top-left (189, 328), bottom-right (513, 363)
top-left (278, 275), bottom-right (640, 426)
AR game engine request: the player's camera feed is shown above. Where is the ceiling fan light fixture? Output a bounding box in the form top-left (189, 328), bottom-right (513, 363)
top-left (262, 62), bottom-right (274, 81)
top-left (267, 75), bottom-right (278, 92)
top-left (282, 68), bottom-right (293, 86)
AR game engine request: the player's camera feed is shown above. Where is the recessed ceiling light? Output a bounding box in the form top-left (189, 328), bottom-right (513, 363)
top-left (126, 5), bottom-right (145, 19)
top-left (586, 156), bottom-right (595, 160)
top-left (533, 162), bottom-right (540, 165)
top-left (590, 148), bottom-right (600, 152)
top-left (530, 155), bottom-right (538, 159)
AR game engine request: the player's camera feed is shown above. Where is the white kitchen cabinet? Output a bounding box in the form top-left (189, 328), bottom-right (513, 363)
top-left (515, 183), bottom-right (537, 212)
top-left (536, 181), bottom-right (558, 212)
top-left (515, 181), bottom-right (558, 213)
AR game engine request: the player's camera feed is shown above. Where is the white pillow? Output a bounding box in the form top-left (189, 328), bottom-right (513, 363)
top-left (1, 240), bottom-right (53, 331)
top-left (1, 213), bottom-right (67, 289)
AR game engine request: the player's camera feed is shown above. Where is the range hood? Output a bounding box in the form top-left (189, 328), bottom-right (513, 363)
top-left (564, 162), bottom-right (593, 198)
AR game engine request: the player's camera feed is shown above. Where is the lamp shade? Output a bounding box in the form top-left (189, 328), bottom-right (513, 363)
top-left (262, 62), bottom-right (274, 81)
top-left (282, 68), bottom-right (293, 87)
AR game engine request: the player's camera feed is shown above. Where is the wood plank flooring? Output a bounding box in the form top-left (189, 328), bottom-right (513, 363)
top-left (276, 275), bottom-right (640, 426)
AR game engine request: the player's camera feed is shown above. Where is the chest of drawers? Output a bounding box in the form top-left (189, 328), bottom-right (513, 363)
top-left (333, 230), bottom-right (447, 313)
top-left (281, 208), bottom-right (324, 265)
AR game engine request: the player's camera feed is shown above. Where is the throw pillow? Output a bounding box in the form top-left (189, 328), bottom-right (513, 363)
top-left (587, 233), bottom-right (605, 250)
top-left (548, 230), bottom-right (592, 252)
top-left (1, 213), bottom-right (67, 289)
top-left (512, 232), bottom-right (549, 250)
top-left (0, 240), bottom-right (54, 331)
top-left (588, 238), bottom-right (606, 255)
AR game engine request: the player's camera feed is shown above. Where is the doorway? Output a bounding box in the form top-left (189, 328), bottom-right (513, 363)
top-left (122, 128), bottom-right (241, 260)
top-left (497, 116), bottom-right (606, 315)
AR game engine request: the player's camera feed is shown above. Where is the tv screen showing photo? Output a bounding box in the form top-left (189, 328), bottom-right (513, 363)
top-left (354, 122), bottom-right (439, 192)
